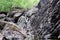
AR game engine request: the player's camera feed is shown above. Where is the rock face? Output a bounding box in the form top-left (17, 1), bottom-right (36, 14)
top-left (0, 20), bottom-right (27, 40)
top-left (0, 0), bottom-right (60, 40)
top-left (31, 0), bottom-right (60, 40)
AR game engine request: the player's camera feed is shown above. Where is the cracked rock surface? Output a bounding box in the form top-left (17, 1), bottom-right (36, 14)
top-left (0, 0), bottom-right (60, 40)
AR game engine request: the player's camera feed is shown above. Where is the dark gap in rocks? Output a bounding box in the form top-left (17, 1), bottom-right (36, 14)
top-left (50, 30), bottom-right (59, 39)
top-left (14, 12), bottom-right (25, 23)
top-left (12, 37), bottom-right (19, 40)
top-left (51, 11), bottom-right (60, 24)
top-left (0, 23), bottom-right (6, 32)
top-left (0, 12), bottom-right (7, 15)
top-left (2, 37), bottom-right (9, 40)
top-left (50, 11), bottom-right (60, 33)
top-left (50, 21), bottom-right (60, 33)
top-left (51, 0), bottom-right (59, 7)
top-left (14, 7), bottom-right (23, 9)
top-left (36, 1), bottom-right (41, 9)
top-left (14, 17), bottom-right (19, 23)
top-left (0, 25), bottom-right (4, 31)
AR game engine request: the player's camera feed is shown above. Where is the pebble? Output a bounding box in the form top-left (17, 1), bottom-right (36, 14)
top-left (26, 7), bottom-right (38, 17)
top-left (13, 13), bottom-right (22, 18)
top-left (0, 14), bottom-right (6, 18)
top-left (17, 16), bottom-right (27, 29)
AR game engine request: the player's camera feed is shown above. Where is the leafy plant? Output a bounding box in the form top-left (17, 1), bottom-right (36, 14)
top-left (0, 0), bottom-right (39, 12)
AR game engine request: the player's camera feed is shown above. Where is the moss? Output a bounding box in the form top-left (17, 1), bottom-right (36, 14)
top-left (0, 0), bottom-right (39, 12)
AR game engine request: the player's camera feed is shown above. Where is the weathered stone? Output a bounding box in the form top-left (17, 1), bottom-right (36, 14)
top-left (0, 14), bottom-right (6, 18)
top-left (30, 0), bottom-right (60, 39)
top-left (58, 35), bottom-right (60, 38)
top-left (0, 14), bottom-right (6, 21)
top-left (17, 16), bottom-right (27, 29)
top-left (13, 13), bottom-right (22, 18)
top-left (7, 9), bottom-right (24, 17)
top-left (0, 0), bottom-right (60, 40)
top-left (0, 20), bottom-right (27, 40)
top-left (26, 7), bottom-right (38, 17)
top-left (4, 17), bottom-right (15, 22)
top-left (0, 33), bottom-right (4, 40)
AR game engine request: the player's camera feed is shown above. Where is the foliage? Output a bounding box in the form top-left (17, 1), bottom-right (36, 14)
top-left (0, 0), bottom-right (13, 12)
top-left (0, 0), bottom-right (39, 12)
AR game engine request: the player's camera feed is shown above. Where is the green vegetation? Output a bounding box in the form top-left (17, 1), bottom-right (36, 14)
top-left (0, 0), bottom-right (39, 12)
